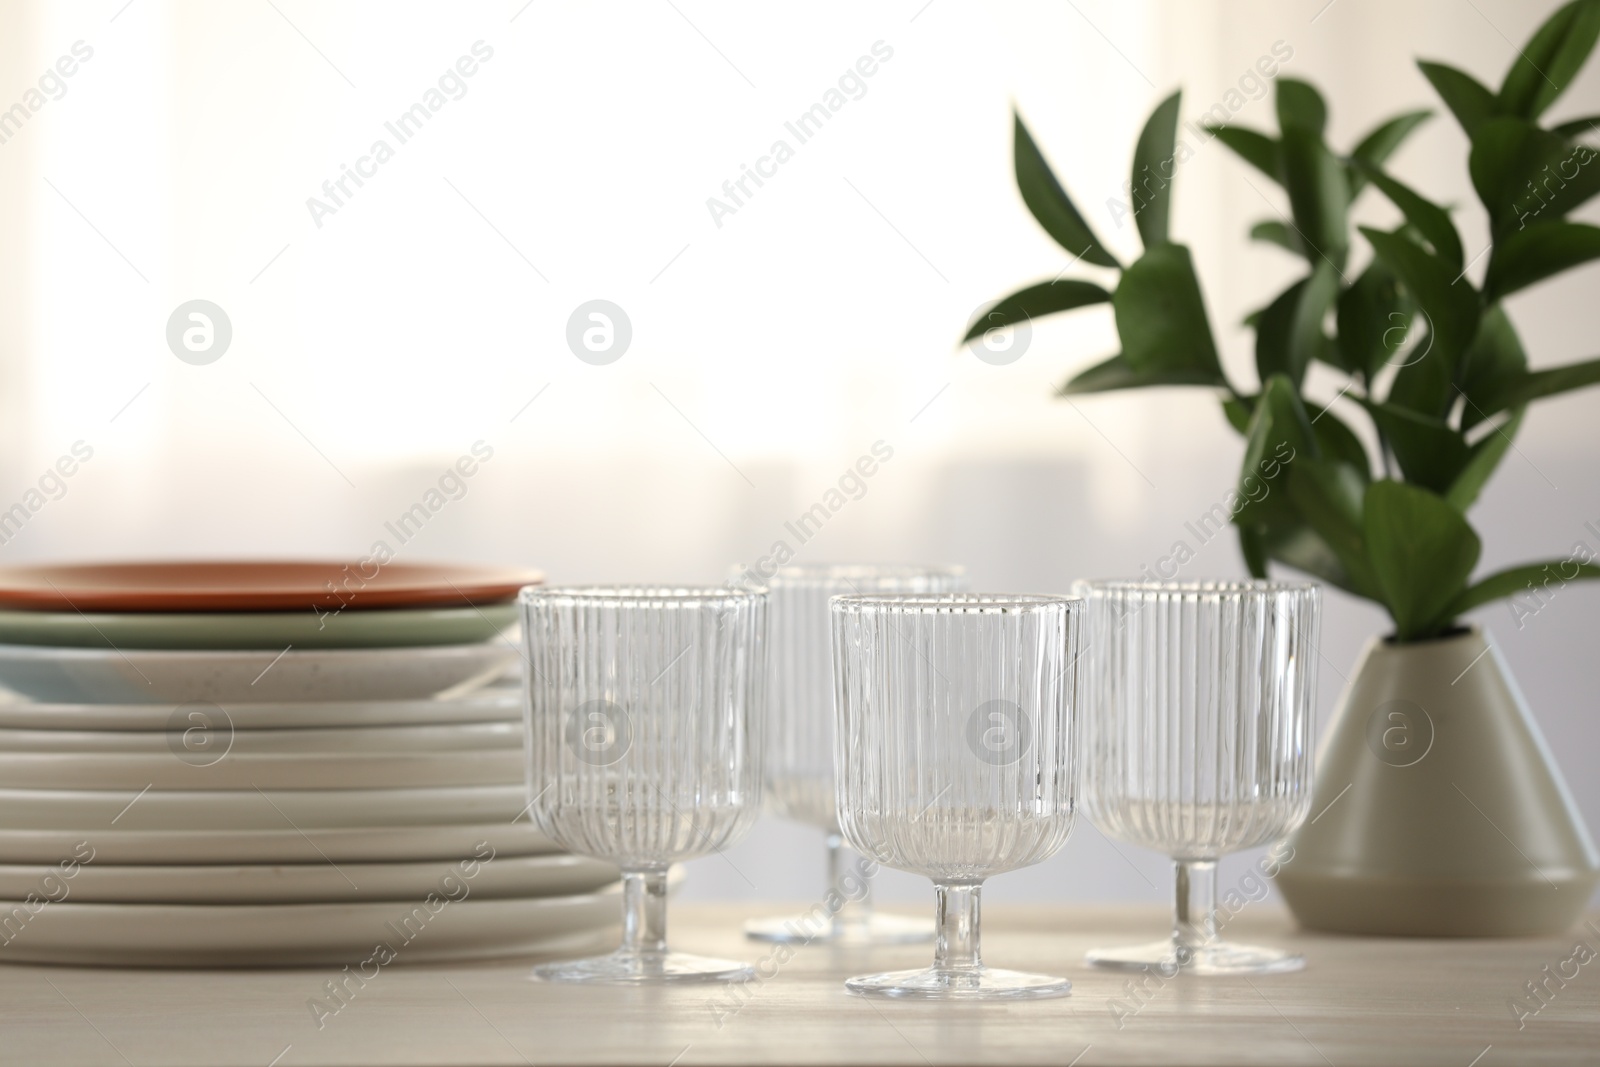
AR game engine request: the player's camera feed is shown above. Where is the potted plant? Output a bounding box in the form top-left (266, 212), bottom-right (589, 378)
top-left (971, 0), bottom-right (1600, 935)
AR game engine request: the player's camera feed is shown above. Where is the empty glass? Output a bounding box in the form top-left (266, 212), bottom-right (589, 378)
top-left (832, 593), bottom-right (1081, 999)
top-left (741, 563), bottom-right (966, 946)
top-left (1076, 579), bottom-right (1319, 976)
top-left (521, 586), bottom-right (766, 983)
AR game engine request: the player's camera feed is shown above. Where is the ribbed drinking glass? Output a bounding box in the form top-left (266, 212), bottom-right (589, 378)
top-left (832, 593), bottom-right (1081, 999)
top-left (521, 585), bottom-right (766, 983)
top-left (1076, 579), bottom-right (1319, 976)
top-left (740, 563), bottom-right (966, 946)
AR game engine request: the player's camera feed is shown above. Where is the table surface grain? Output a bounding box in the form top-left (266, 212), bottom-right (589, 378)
top-left (0, 903), bottom-right (1595, 1066)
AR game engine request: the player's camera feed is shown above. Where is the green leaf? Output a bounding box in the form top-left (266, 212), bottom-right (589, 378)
top-left (1497, 0), bottom-right (1600, 120)
top-left (1250, 219), bottom-right (1301, 255)
top-left (1446, 559), bottom-right (1600, 616)
top-left (1276, 78), bottom-right (1328, 135)
top-left (1351, 160), bottom-right (1465, 271)
top-left (1264, 375), bottom-right (1319, 456)
top-left (1484, 220), bottom-right (1600, 302)
top-left (1459, 305), bottom-right (1529, 429)
top-left (1289, 458), bottom-right (1365, 541)
top-left (1252, 519), bottom-right (1367, 595)
top-left (1551, 114), bottom-right (1600, 138)
top-left (1468, 119), bottom-right (1546, 230)
top-left (1470, 119), bottom-right (1600, 237)
top-left (1387, 321), bottom-right (1457, 419)
top-left (1467, 356), bottom-right (1600, 421)
top-left (1530, 141), bottom-right (1600, 221)
top-left (1255, 263), bottom-right (1338, 389)
top-left (1364, 481), bottom-right (1482, 640)
top-left (1132, 91), bottom-right (1182, 250)
top-left (1358, 399), bottom-right (1473, 493)
top-left (1112, 244), bottom-right (1225, 380)
top-left (1335, 260), bottom-right (1411, 381)
top-left (1310, 405), bottom-right (1372, 479)
top-left (1362, 226), bottom-right (1482, 417)
top-left (1235, 375), bottom-right (1317, 527)
top-left (1311, 327), bottom-right (1354, 375)
top-left (1207, 126), bottom-right (1281, 181)
top-left (1222, 394), bottom-right (1255, 435)
top-left (1347, 110), bottom-right (1433, 197)
top-left (1287, 458), bottom-right (1380, 597)
top-left (1239, 525), bottom-right (1269, 578)
top-left (1292, 264), bottom-right (1342, 385)
top-left (1281, 128), bottom-right (1350, 267)
top-left (962, 279), bottom-right (1113, 343)
top-left (1255, 280), bottom-right (1307, 387)
top-left (1417, 60), bottom-right (1497, 139)
top-left (1446, 408), bottom-right (1524, 511)
top-left (1014, 112), bottom-right (1121, 269)
top-left (1056, 353), bottom-right (1222, 395)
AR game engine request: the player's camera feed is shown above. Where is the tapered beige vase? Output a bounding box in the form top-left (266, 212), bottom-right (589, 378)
top-left (1278, 626), bottom-right (1599, 936)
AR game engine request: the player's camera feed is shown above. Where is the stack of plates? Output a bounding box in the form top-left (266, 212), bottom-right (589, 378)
top-left (0, 561), bottom-right (621, 967)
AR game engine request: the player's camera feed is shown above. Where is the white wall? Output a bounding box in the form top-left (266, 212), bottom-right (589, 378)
top-left (0, 0), bottom-right (1595, 908)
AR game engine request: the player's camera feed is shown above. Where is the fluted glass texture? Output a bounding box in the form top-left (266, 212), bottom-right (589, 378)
top-left (1077, 580), bottom-right (1319, 860)
top-left (521, 586), bottom-right (766, 869)
top-left (763, 564), bottom-right (966, 831)
top-left (832, 594), bottom-right (1080, 882)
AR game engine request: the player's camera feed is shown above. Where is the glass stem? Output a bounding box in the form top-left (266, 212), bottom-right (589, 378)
top-left (1172, 859), bottom-right (1218, 965)
top-left (827, 832), bottom-right (873, 936)
top-left (932, 882), bottom-right (983, 973)
top-left (620, 869), bottom-right (669, 957)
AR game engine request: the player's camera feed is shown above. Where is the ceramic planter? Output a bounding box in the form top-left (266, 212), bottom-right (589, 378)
top-left (1278, 626), bottom-right (1599, 936)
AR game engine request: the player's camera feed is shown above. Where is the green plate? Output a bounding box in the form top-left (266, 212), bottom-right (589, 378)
top-left (0, 604), bottom-right (518, 651)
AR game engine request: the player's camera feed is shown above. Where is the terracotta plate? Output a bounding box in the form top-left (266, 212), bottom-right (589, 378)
top-left (0, 560), bottom-right (544, 612)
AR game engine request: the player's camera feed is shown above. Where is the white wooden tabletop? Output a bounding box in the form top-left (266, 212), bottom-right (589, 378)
top-left (1, 904), bottom-right (1593, 1065)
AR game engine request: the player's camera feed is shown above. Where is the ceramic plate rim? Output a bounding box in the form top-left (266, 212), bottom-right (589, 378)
top-left (0, 560), bottom-right (545, 612)
top-left (0, 603), bottom-right (518, 650)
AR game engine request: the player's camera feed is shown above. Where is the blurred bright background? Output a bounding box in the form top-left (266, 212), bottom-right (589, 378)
top-left (0, 0), bottom-right (1596, 908)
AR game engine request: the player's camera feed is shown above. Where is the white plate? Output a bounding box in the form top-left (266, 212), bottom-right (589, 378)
top-left (0, 720), bottom-right (522, 753)
top-left (0, 852), bottom-right (618, 904)
top-left (0, 643), bottom-right (518, 704)
top-left (0, 786), bottom-right (528, 829)
top-left (0, 886), bottom-right (623, 967)
top-left (0, 750), bottom-right (524, 790)
top-left (0, 691), bottom-right (523, 731)
top-left (0, 822), bottom-right (557, 865)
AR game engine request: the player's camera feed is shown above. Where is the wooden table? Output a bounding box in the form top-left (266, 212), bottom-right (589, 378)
top-left (1, 904), bottom-right (1595, 1065)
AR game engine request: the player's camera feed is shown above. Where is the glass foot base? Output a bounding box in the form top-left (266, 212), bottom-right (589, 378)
top-left (745, 911), bottom-right (934, 946)
top-left (846, 966), bottom-right (1072, 1000)
top-left (1087, 939), bottom-right (1304, 976)
top-left (533, 949), bottom-right (754, 984)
